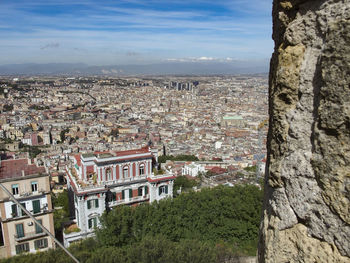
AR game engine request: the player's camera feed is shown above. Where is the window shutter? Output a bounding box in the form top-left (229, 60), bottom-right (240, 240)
top-left (95, 199), bottom-right (99, 208)
top-left (122, 190), bottom-right (125, 200)
top-left (32, 200), bottom-right (40, 214)
top-left (16, 224), bottom-right (24, 238)
top-left (12, 204), bottom-right (17, 217)
top-left (35, 219), bottom-right (43, 233)
top-left (165, 185), bottom-right (168, 194)
top-left (34, 240), bottom-right (38, 250)
top-left (129, 189), bottom-right (133, 198)
top-left (44, 238), bottom-right (48, 248)
top-left (20, 203), bottom-right (26, 216)
top-left (88, 219), bottom-right (92, 229)
top-left (159, 187), bottom-right (161, 195)
top-left (145, 186), bottom-right (148, 195)
top-left (16, 245), bottom-right (20, 254)
top-left (87, 200), bottom-right (91, 209)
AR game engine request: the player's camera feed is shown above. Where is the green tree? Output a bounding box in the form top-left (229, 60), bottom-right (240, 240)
top-left (173, 175), bottom-right (198, 194)
top-left (52, 190), bottom-right (70, 231)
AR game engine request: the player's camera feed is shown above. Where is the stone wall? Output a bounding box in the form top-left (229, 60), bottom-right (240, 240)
top-left (258, 0), bottom-right (350, 262)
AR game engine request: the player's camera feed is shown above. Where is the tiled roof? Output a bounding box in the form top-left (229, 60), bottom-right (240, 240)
top-left (0, 159), bottom-right (46, 180)
top-left (115, 147), bottom-right (149, 157)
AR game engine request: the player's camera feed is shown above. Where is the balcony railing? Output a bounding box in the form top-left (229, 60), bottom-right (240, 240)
top-left (14, 231), bottom-right (47, 242)
top-left (109, 195), bottom-right (149, 207)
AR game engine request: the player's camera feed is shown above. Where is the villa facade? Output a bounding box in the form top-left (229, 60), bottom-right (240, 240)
top-left (64, 146), bottom-right (175, 246)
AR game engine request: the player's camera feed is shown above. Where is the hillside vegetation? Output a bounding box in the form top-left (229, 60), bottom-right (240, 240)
top-left (1, 185), bottom-right (262, 263)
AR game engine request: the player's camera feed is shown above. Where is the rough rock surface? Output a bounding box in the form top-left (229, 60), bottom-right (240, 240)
top-left (258, 0), bottom-right (350, 262)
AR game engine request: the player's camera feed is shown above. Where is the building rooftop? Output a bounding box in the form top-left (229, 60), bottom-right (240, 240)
top-left (0, 158), bottom-right (46, 180)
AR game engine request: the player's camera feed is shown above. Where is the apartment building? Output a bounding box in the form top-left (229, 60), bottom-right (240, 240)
top-left (0, 158), bottom-right (55, 258)
top-left (64, 146), bottom-right (175, 247)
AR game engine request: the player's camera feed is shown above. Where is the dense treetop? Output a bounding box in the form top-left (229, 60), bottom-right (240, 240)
top-left (1, 185), bottom-right (262, 263)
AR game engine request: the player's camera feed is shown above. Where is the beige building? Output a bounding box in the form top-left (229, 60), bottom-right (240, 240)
top-left (0, 159), bottom-right (55, 258)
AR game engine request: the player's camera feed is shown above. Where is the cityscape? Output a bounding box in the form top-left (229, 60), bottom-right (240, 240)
top-left (0, 74), bottom-right (267, 259)
top-left (3, 0), bottom-right (347, 263)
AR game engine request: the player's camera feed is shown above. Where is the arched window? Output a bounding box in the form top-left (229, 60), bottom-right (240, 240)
top-left (123, 166), bottom-right (129, 178)
top-left (139, 163), bottom-right (145, 176)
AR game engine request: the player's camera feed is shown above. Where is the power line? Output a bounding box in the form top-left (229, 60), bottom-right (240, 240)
top-left (0, 183), bottom-right (80, 263)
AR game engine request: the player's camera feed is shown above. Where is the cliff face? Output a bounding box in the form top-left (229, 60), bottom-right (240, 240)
top-left (259, 0), bottom-right (350, 262)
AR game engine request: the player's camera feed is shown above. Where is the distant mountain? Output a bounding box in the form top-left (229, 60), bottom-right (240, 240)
top-left (0, 61), bottom-right (268, 76)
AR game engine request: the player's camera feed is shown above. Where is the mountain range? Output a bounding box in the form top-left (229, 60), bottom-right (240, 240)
top-left (0, 60), bottom-right (268, 76)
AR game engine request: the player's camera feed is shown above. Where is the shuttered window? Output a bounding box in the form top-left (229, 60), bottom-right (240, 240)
top-left (87, 199), bottom-right (99, 209)
top-left (112, 192), bottom-right (117, 201)
top-left (15, 224), bottom-right (24, 238)
top-left (138, 187), bottom-right (143, 196)
top-left (32, 200), bottom-right (40, 214)
top-left (88, 217), bottom-right (97, 229)
top-left (15, 243), bottom-right (29, 254)
top-left (34, 238), bottom-right (48, 250)
top-left (159, 185), bottom-right (169, 195)
top-left (20, 203), bottom-right (26, 217)
top-left (35, 219), bottom-right (43, 234)
top-left (11, 204), bottom-right (18, 217)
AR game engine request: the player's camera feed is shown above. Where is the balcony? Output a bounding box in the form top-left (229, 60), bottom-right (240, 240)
top-left (19, 189), bottom-right (48, 198)
top-left (67, 167), bottom-right (149, 192)
top-left (109, 194), bottom-right (149, 207)
top-left (14, 231), bottom-right (47, 242)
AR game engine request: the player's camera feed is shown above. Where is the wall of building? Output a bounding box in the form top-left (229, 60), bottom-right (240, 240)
top-left (5, 215), bottom-right (54, 256)
top-left (0, 176), bottom-right (49, 200)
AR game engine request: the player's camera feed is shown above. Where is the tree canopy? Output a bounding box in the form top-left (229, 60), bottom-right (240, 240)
top-left (0, 185), bottom-right (262, 263)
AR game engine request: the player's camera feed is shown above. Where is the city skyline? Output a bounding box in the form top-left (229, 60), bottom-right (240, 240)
top-left (0, 0), bottom-right (273, 68)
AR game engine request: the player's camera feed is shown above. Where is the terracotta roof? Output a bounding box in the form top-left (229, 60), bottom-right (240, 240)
top-left (0, 159), bottom-right (46, 180)
top-left (115, 147), bottom-right (149, 157)
top-left (209, 166), bottom-right (227, 174)
top-left (82, 147), bottom-right (150, 160)
top-left (147, 176), bottom-right (176, 183)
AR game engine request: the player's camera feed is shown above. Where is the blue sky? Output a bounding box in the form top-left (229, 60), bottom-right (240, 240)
top-left (0, 0), bottom-right (273, 66)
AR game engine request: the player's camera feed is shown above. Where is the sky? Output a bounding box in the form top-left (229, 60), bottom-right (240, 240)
top-left (0, 0), bottom-right (273, 66)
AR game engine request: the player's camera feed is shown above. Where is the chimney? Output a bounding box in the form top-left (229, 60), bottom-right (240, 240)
top-left (21, 170), bottom-right (25, 177)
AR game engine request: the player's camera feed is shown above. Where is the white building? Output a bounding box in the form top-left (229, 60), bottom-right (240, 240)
top-left (64, 146), bottom-right (175, 247)
top-left (182, 162), bottom-right (205, 177)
